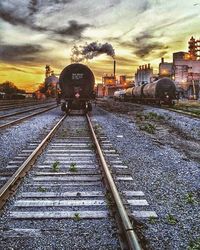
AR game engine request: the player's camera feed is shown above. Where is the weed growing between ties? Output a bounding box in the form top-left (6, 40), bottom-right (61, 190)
top-left (88, 143), bottom-right (96, 150)
top-left (166, 214), bottom-right (178, 225)
top-left (105, 191), bottom-right (113, 207)
top-left (74, 213), bottom-right (81, 221)
top-left (148, 216), bottom-right (157, 224)
top-left (52, 161), bottom-right (60, 172)
top-left (38, 186), bottom-right (46, 192)
top-left (185, 193), bottom-right (197, 204)
top-left (69, 162), bottom-right (77, 172)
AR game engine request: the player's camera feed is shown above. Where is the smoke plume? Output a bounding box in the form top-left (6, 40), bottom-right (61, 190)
top-left (71, 42), bottom-right (115, 63)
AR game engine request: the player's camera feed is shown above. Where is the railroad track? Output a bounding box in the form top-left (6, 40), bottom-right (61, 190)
top-left (0, 100), bottom-right (55, 111)
top-left (0, 104), bottom-right (58, 130)
top-left (164, 107), bottom-right (200, 119)
top-left (98, 98), bottom-right (200, 120)
top-left (0, 114), bottom-right (157, 249)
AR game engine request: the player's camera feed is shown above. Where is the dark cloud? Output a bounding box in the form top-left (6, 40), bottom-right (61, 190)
top-left (139, 0), bottom-right (151, 13)
top-left (0, 44), bottom-right (44, 63)
top-left (0, 8), bottom-right (27, 26)
top-left (116, 56), bottom-right (138, 66)
top-left (0, 1), bottom-right (90, 40)
top-left (134, 42), bottom-right (168, 58)
top-left (56, 20), bottom-right (91, 38)
top-left (133, 32), bottom-right (168, 58)
top-left (0, 1), bottom-right (72, 34)
top-left (53, 0), bottom-right (73, 3)
top-left (28, 0), bottom-right (39, 15)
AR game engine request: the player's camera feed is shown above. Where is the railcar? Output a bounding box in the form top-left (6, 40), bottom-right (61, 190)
top-left (59, 63), bottom-right (95, 113)
top-left (142, 78), bottom-right (176, 105)
top-left (115, 77), bottom-right (177, 106)
top-left (113, 89), bottom-right (126, 101)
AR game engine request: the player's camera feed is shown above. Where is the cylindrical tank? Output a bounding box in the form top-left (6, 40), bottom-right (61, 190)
top-left (59, 63), bottom-right (95, 99)
top-left (125, 87), bottom-right (134, 96)
top-left (143, 77), bottom-right (176, 99)
top-left (133, 85), bottom-right (144, 97)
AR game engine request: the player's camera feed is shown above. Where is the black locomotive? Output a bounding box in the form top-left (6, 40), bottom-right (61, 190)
top-left (59, 63), bottom-right (95, 113)
top-left (123, 78), bottom-right (177, 106)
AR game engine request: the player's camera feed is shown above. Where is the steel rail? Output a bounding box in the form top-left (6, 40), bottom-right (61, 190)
top-left (165, 107), bottom-right (200, 119)
top-left (0, 105), bottom-right (58, 130)
top-left (0, 104), bottom-right (56, 119)
top-left (0, 101), bottom-right (55, 111)
top-left (86, 114), bottom-right (141, 250)
top-left (0, 114), bottom-right (66, 210)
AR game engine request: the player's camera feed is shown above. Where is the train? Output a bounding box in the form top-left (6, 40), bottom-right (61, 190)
top-left (114, 78), bottom-right (177, 106)
top-left (58, 63), bottom-right (95, 113)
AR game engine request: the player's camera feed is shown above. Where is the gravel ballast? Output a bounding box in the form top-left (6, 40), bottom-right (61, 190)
top-left (93, 101), bottom-right (200, 250)
top-left (0, 107), bottom-right (62, 172)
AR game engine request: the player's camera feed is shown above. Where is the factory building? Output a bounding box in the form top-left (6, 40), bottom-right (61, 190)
top-left (135, 64), bottom-right (153, 86)
top-left (157, 37), bottom-right (200, 99)
top-left (159, 58), bottom-right (173, 78)
top-left (97, 60), bottom-right (133, 97)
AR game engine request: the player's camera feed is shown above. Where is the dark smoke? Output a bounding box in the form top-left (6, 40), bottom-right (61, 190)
top-left (71, 42), bottom-right (115, 63)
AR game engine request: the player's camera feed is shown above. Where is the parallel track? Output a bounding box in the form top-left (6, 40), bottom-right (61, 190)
top-left (0, 103), bottom-right (56, 119)
top-left (164, 107), bottom-right (200, 119)
top-left (0, 100), bottom-right (54, 111)
top-left (0, 113), bottom-right (148, 249)
top-left (103, 98), bottom-right (200, 120)
top-left (0, 105), bottom-right (58, 130)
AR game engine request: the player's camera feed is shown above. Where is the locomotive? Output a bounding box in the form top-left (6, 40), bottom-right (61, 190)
top-left (116, 78), bottom-right (177, 106)
top-left (58, 63), bottom-right (95, 113)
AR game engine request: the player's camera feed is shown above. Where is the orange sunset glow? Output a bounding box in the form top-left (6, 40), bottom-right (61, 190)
top-left (0, 1), bottom-right (200, 91)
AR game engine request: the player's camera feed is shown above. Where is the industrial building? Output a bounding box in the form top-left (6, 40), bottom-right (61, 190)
top-left (156, 37), bottom-right (200, 99)
top-left (135, 64), bottom-right (153, 86)
top-left (97, 60), bottom-right (133, 97)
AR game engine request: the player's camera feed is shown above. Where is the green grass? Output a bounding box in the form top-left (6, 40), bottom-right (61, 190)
top-left (148, 216), bottom-right (157, 224)
top-left (185, 193), bottom-right (197, 204)
top-left (139, 123), bottom-right (156, 134)
top-left (188, 239), bottom-right (200, 250)
top-left (166, 214), bottom-right (178, 225)
top-left (52, 161), bottom-right (60, 172)
top-left (145, 112), bottom-right (165, 121)
top-left (105, 191), bottom-right (113, 206)
top-left (136, 112), bottom-right (165, 121)
top-left (73, 213), bottom-right (81, 221)
top-left (69, 162), bottom-right (77, 172)
top-left (38, 186), bottom-right (46, 192)
top-left (173, 101), bottom-right (200, 117)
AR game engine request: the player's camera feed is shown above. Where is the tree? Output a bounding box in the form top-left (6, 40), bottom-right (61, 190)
top-left (0, 81), bottom-right (26, 94)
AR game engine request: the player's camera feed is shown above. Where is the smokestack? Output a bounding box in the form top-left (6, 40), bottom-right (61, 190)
top-left (161, 57), bottom-right (164, 63)
top-left (114, 60), bottom-right (116, 77)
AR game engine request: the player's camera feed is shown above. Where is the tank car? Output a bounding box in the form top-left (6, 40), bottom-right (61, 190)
top-left (114, 89), bottom-right (126, 101)
top-left (124, 87), bottom-right (134, 101)
top-left (142, 77), bottom-right (176, 105)
top-left (59, 63), bottom-right (95, 113)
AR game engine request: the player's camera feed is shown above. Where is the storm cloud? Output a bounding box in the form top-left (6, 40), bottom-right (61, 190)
top-left (133, 32), bottom-right (168, 58)
top-left (56, 20), bottom-right (91, 38)
top-left (0, 44), bottom-right (44, 63)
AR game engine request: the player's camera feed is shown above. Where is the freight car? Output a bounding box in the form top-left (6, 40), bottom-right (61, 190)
top-left (59, 63), bottom-right (95, 113)
top-left (113, 89), bottom-right (126, 101)
top-left (114, 78), bottom-right (177, 106)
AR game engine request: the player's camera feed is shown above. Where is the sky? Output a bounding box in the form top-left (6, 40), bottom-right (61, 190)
top-left (0, 0), bottom-right (200, 91)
